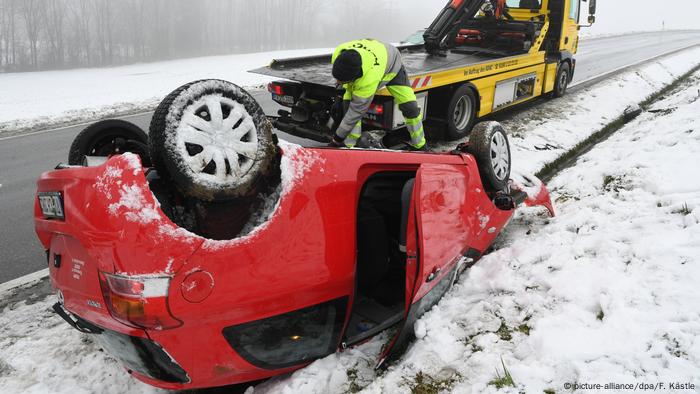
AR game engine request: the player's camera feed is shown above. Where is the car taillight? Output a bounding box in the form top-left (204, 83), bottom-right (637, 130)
top-left (369, 102), bottom-right (384, 115)
top-left (99, 272), bottom-right (182, 330)
top-left (268, 82), bottom-right (284, 95)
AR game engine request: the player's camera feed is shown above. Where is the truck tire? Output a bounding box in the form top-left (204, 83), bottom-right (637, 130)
top-left (149, 79), bottom-right (277, 201)
top-left (68, 119), bottom-right (150, 166)
top-left (445, 84), bottom-right (478, 140)
top-left (549, 62), bottom-right (571, 99)
top-left (467, 121), bottom-right (511, 192)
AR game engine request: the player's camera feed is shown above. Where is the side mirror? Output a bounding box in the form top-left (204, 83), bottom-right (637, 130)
top-left (587, 15), bottom-right (596, 24)
top-left (589, 0), bottom-right (597, 15)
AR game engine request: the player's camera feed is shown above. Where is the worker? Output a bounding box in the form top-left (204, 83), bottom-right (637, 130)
top-left (329, 39), bottom-right (427, 151)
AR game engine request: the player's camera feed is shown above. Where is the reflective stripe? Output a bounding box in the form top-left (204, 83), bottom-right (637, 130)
top-left (412, 137), bottom-right (427, 149)
top-left (337, 95), bottom-right (372, 137)
top-left (337, 120), bottom-right (362, 139)
top-left (344, 132), bottom-right (361, 148)
top-left (342, 122), bottom-right (362, 148)
top-left (409, 127), bottom-right (424, 139)
top-left (405, 115), bottom-right (422, 126)
top-left (405, 112), bottom-right (425, 148)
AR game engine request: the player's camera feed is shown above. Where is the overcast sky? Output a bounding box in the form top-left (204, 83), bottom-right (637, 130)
top-left (394, 0), bottom-right (700, 38)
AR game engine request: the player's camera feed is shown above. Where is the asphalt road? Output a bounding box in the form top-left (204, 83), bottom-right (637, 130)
top-left (1, 31), bottom-right (700, 284)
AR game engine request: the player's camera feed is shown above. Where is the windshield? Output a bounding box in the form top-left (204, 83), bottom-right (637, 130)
top-left (402, 30), bottom-right (426, 45)
top-left (505, 0), bottom-right (542, 8)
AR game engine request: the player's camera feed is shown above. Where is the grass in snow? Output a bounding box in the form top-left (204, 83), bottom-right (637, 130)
top-left (407, 371), bottom-right (461, 394)
top-left (488, 358), bottom-right (516, 389)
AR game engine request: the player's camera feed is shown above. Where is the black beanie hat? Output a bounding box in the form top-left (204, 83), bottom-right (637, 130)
top-left (333, 50), bottom-right (363, 82)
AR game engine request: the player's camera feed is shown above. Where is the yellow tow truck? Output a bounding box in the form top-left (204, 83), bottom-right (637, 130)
top-left (252, 0), bottom-right (597, 143)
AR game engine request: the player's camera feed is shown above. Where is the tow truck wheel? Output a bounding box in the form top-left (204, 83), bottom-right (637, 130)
top-left (467, 121), bottom-right (511, 192)
top-left (549, 62), bottom-right (571, 98)
top-left (149, 79), bottom-right (277, 201)
top-left (446, 84), bottom-right (478, 140)
top-left (68, 119), bottom-right (150, 166)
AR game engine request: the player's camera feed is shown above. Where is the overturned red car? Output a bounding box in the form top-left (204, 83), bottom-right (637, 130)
top-left (35, 80), bottom-right (553, 390)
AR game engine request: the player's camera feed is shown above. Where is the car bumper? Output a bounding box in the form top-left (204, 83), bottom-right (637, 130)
top-left (53, 303), bottom-right (190, 385)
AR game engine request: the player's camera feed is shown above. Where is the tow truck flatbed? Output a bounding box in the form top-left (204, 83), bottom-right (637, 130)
top-left (249, 45), bottom-right (516, 89)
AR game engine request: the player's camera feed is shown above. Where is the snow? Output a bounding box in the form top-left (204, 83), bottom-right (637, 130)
top-left (2, 49), bottom-right (700, 393)
top-left (0, 48), bottom-right (330, 134)
top-left (96, 154), bottom-right (163, 225)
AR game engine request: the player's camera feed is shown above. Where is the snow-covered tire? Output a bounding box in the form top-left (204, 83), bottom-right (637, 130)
top-left (548, 61), bottom-right (570, 99)
top-left (467, 121), bottom-right (511, 192)
top-left (445, 84), bottom-right (478, 140)
top-left (149, 79), bottom-right (277, 201)
top-left (68, 119), bottom-right (150, 166)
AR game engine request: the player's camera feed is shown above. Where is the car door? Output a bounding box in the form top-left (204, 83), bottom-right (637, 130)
top-left (376, 163), bottom-right (473, 368)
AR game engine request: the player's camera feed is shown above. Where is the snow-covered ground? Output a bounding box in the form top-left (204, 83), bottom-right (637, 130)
top-left (0, 48), bottom-right (329, 133)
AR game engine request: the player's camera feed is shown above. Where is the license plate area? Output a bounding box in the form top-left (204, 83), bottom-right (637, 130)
top-left (38, 192), bottom-right (65, 219)
top-left (272, 93), bottom-right (296, 105)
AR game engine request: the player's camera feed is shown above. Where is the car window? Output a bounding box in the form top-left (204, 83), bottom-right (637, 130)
top-left (569, 0), bottom-right (580, 21)
top-left (506, 0), bottom-right (541, 9)
top-left (403, 30), bottom-right (425, 45)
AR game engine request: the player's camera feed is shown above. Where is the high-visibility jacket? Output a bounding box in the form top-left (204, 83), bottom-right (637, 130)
top-left (331, 39), bottom-right (403, 137)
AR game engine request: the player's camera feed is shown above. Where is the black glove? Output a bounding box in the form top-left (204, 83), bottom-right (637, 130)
top-left (328, 135), bottom-right (345, 147)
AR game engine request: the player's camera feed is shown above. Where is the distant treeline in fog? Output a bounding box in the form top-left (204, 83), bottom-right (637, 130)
top-left (0, 0), bottom-right (406, 72)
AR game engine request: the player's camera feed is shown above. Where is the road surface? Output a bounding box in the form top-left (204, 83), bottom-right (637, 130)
top-left (1, 31), bottom-right (699, 284)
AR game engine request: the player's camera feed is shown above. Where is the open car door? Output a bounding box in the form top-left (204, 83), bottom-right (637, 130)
top-left (376, 163), bottom-right (474, 369)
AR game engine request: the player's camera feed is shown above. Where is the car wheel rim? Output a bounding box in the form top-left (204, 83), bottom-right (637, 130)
top-left (490, 132), bottom-right (509, 181)
top-left (176, 95), bottom-right (258, 182)
top-left (453, 95), bottom-right (473, 130)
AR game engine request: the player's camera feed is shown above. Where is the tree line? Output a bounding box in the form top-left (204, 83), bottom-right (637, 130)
top-left (0, 0), bottom-right (402, 72)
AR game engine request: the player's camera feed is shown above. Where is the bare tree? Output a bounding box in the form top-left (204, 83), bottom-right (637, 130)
top-left (45, 0), bottom-right (66, 68)
top-left (21, 0), bottom-right (43, 69)
top-left (93, 0), bottom-right (113, 65)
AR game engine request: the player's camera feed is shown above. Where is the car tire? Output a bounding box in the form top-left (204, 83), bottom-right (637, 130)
top-left (68, 119), bottom-right (150, 166)
top-left (445, 84), bottom-right (478, 141)
top-left (467, 121), bottom-right (511, 192)
top-left (149, 79), bottom-right (277, 201)
top-left (548, 61), bottom-right (570, 99)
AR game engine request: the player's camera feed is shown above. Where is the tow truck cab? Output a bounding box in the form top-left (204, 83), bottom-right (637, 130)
top-left (256, 0), bottom-right (596, 143)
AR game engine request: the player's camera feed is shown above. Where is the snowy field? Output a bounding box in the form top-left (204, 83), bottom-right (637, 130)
top-left (0, 48), bottom-right (329, 133)
top-left (1, 58), bottom-right (700, 392)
